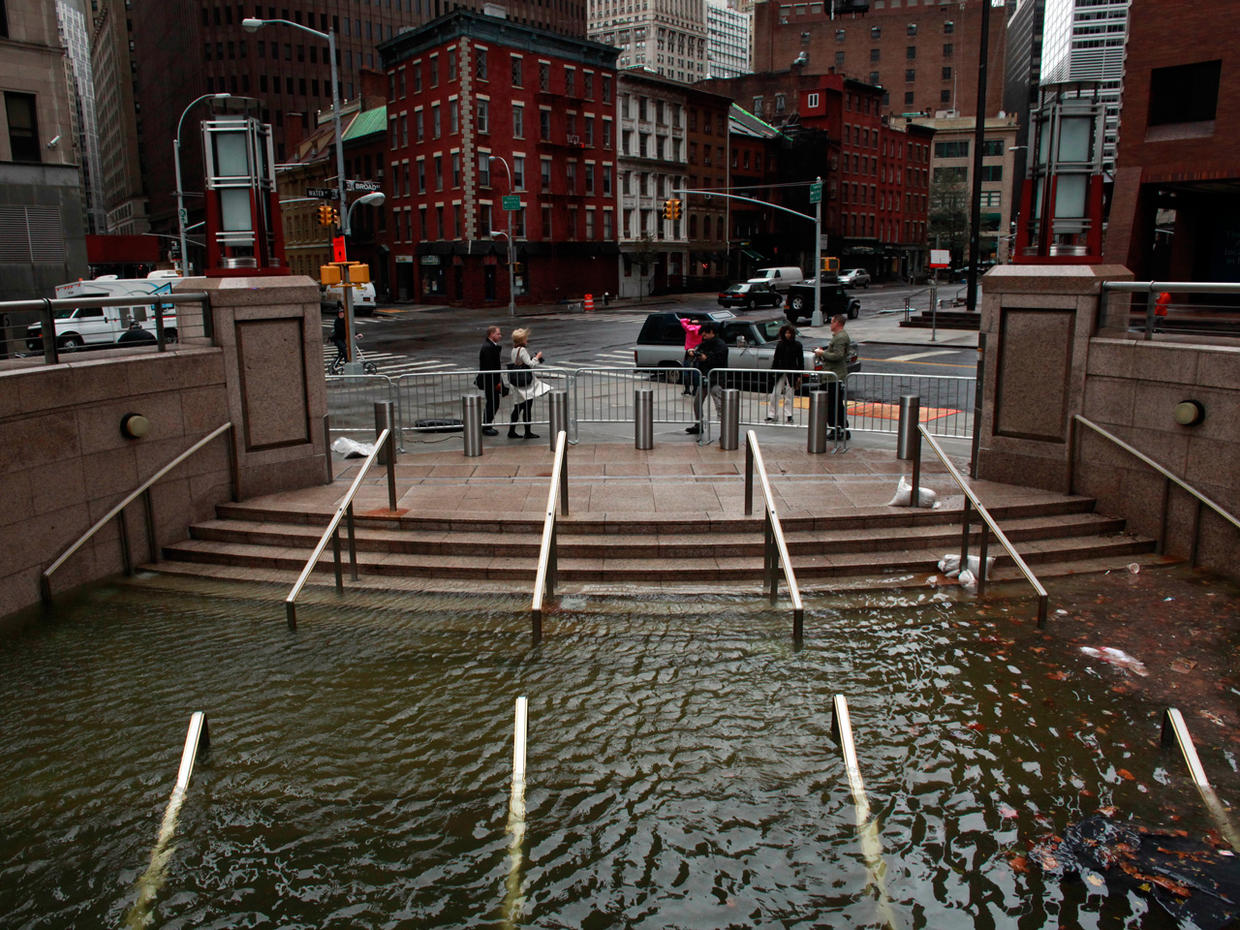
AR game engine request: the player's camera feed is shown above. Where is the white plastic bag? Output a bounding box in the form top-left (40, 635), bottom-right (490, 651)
top-left (937, 553), bottom-right (995, 578)
top-left (887, 475), bottom-right (939, 509)
top-left (331, 437), bottom-right (375, 458)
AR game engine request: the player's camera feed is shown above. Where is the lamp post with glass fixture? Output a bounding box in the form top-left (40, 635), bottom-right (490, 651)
top-left (487, 155), bottom-right (516, 317)
top-left (175, 92), bottom-right (230, 275)
top-left (241, 17), bottom-right (347, 236)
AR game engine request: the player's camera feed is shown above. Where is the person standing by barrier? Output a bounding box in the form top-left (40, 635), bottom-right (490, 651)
top-left (507, 328), bottom-right (545, 439)
top-left (678, 315), bottom-right (703, 395)
top-left (475, 325), bottom-right (505, 436)
top-left (766, 323), bottom-right (804, 423)
top-left (329, 306), bottom-right (347, 370)
top-left (813, 314), bottom-right (853, 438)
top-left (687, 321), bottom-right (728, 435)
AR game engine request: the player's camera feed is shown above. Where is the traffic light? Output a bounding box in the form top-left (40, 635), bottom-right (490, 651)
top-left (671, 198), bottom-right (682, 220)
top-left (663, 198), bottom-right (675, 221)
top-left (330, 207), bottom-right (340, 226)
top-left (317, 204), bottom-right (332, 226)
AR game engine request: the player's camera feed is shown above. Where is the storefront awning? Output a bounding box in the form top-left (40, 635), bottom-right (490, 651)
top-left (740, 248), bottom-right (764, 262)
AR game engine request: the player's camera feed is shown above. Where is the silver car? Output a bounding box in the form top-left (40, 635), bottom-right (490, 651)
top-left (839, 268), bottom-right (871, 288)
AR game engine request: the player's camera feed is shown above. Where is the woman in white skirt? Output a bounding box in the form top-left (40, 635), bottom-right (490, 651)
top-left (507, 328), bottom-right (545, 439)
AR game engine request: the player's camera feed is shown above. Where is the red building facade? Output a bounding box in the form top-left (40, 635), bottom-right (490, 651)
top-left (379, 11), bottom-right (619, 305)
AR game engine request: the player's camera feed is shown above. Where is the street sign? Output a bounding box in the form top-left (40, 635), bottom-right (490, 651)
top-left (346, 179), bottom-right (381, 192)
top-left (306, 187), bottom-right (335, 199)
top-left (502, 194), bottom-right (521, 211)
top-left (809, 181), bottom-right (823, 204)
top-left (929, 249), bottom-right (951, 268)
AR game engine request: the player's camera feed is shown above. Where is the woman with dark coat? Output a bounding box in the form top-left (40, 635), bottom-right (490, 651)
top-left (766, 324), bottom-right (804, 423)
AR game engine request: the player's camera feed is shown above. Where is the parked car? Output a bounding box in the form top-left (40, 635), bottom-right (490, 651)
top-left (717, 281), bottom-right (784, 310)
top-left (633, 310), bottom-right (859, 387)
top-left (322, 281), bottom-right (377, 315)
top-left (838, 267), bottom-right (871, 288)
top-left (783, 280), bottom-right (862, 323)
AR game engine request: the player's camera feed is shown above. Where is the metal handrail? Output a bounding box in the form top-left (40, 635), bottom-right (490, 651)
top-left (743, 430), bottom-right (806, 642)
top-left (284, 426), bottom-right (393, 630)
top-left (1070, 415), bottom-right (1240, 565)
top-left (1098, 280), bottom-right (1240, 340)
top-left (915, 425), bottom-right (1050, 627)
top-left (530, 430), bottom-right (568, 644)
top-left (40, 422), bottom-right (237, 605)
top-left (2, 291), bottom-right (212, 364)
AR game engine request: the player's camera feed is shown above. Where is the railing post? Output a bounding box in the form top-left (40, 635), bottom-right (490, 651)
top-left (462, 393), bottom-right (483, 458)
top-left (41, 299), bottom-right (58, 365)
top-left (143, 488), bottom-right (159, 564)
top-left (1158, 475), bottom-right (1171, 554)
top-left (118, 510), bottom-right (133, 576)
top-left (634, 387), bottom-right (654, 449)
top-left (346, 502), bottom-right (359, 581)
top-left (558, 430), bottom-right (569, 516)
top-left (744, 439), bottom-right (755, 515)
top-left (719, 387), bottom-right (740, 450)
top-left (332, 525), bottom-right (343, 592)
top-left (977, 524), bottom-right (990, 595)
top-left (548, 391), bottom-right (569, 452)
top-left (807, 388), bottom-right (828, 454)
top-left (960, 498), bottom-right (971, 565)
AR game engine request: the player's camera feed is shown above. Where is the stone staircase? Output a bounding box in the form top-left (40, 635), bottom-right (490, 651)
top-left (900, 309), bottom-right (981, 331)
top-left (154, 494), bottom-right (1161, 593)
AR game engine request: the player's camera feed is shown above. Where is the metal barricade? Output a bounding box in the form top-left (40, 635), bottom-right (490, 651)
top-left (569, 367), bottom-right (700, 441)
top-left (325, 374), bottom-right (400, 447)
top-left (391, 367), bottom-right (571, 445)
top-left (846, 372), bottom-right (975, 439)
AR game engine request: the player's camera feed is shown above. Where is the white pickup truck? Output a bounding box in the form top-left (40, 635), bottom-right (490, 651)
top-left (26, 273), bottom-right (180, 352)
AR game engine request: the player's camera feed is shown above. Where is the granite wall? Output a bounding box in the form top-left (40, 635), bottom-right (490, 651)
top-left (976, 264), bottom-right (1240, 576)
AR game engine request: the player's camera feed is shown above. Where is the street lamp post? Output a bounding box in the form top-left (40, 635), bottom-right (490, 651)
top-left (174, 92), bottom-right (230, 275)
top-left (488, 155), bottom-right (516, 317)
top-left (242, 17), bottom-right (346, 236)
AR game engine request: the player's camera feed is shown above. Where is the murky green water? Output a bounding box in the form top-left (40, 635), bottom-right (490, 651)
top-left (0, 570), bottom-right (1235, 928)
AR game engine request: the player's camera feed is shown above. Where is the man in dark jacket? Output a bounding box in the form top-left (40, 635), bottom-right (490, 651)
top-left (687, 321), bottom-right (728, 435)
top-left (474, 325), bottom-right (505, 435)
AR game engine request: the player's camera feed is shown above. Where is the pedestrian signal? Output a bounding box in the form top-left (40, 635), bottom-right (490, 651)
top-left (820, 255), bottom-right (840, 274)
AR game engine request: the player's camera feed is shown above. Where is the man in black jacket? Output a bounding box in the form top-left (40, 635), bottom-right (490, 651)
top-left (474, 325), bottom-right (505, 435)
top-left (687, 321), bottom-right (728, 435)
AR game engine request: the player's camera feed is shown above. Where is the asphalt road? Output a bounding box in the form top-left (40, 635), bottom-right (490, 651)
top-left (323, 284), bottom-right (980, 379)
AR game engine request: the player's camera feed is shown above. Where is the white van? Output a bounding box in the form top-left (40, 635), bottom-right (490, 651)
top-left (746, 266), bottom-right (805, 293)
top-left (323, 281), bottom-right (377, 314)
top-left (26, 273), bottom-right (181, 351)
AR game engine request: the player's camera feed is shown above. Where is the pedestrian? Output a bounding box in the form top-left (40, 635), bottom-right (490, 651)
top-left (813, 314), bottom-right (853, 438)
top-left (474, 325), bottom-right (506, 436)
top-left (766, 323), bottom-right (804, 423)
top-left (507, 327), bottom-right (545, 439)
top-left (678, 314), bottom-right (703, 395)
top-left (329, 306), bottom-right (347, 369)
top-left (686, 320), bottom-right (728, 435)
top-left (1154, 291), bottom-right (1170, 333)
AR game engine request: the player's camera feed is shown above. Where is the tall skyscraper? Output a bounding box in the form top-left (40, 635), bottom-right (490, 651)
top-left (56, 0), bottom-right (105, 233)
top-left (587, 0), bottom-right (709, 84)
top-left (706, 0), bottom-right (751, 80)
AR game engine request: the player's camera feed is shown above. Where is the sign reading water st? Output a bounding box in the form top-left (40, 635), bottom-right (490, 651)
top-left (306, 187), bottom-right (335, 199)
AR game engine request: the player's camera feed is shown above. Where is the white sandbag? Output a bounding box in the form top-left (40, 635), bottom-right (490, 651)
top-left (957, 568), bottom-right (977, 591)
top-left (331, 437), bottom-right (375, 458)
top-left (887, 475), bottom-right (939, 508)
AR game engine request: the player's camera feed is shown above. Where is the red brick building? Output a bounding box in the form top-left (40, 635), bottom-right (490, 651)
top-left (379, 11), bottom-right (619, 305)
top-left (752, 0), bottom-right (1007, 120)
top-left (1103, 0), bottom-right (1240, 281)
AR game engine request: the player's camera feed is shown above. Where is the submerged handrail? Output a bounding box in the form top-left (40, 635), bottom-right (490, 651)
top-left (285, 426), bottom-right (393, 630)
top-left (743, 431), bottom-right (805, 642)
top-left (1070, 415), bottom-right (1240, 565)
top-left (41, 422), bottom-right (237, 605)
top-left (530, 430), bottom-right (568, 644)
top-left (1160, 708), bottom-right (1240, 851)
top-left (123, 711), bottom-right (210, 928)
top-left (915, 425), bottom-right (1049, 627)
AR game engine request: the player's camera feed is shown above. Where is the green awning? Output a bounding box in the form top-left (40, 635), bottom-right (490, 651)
top-left (740, 248), bottom-right (764, 262)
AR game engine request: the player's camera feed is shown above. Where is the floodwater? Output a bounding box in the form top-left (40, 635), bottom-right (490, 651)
top-left (0, 569), bottom-right (1235, 929)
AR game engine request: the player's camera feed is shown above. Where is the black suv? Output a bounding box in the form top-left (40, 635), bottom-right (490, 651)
top-left (783, 281), bottom-right (861, 323)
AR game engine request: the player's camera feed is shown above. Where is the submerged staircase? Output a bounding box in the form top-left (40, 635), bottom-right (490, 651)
top-left (154, 492), bottom-right (1162, 594)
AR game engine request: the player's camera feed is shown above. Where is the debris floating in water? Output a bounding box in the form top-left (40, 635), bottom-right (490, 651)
top-left (1079, 646), bottom-right (1148, 677)
top-left (1128, 562), bottom-right (1141, 574)
top-left (1029, 814), bottom-right (1240, 930)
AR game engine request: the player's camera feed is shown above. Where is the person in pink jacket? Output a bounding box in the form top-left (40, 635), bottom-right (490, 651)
top-left (678, 315), bottom-right (703, 395)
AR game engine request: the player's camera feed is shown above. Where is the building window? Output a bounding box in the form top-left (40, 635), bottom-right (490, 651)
top-left (870, 47), bottom-right (880, 62)
top-left (807, 92), bottom-right (819, 109)
top-left (541, 158), bottom-right (552, 190)
top-left (935, 140), bottom-right (968, 158)
top-left (452, 152), bottom-right (461, 186)
top-left (513, 104), bottom-right (524, 138)
top-left (540, 109), bottom-right (551, 141)
top-left (539, 62), bottom-right (550, 91)
top-left (566, 68), bottom-right (576, 96)
top-left (432, 103), bottom-right (441, 139)
top-left (870, 26), bottom-right (881, 39)
top-left (870, 72), bottom-right (880, 85)
top-left (907, 46), bottom-right (916, 60)
top-left (982, 139), bottom-right (1004, 156)
top-left (479, 154), bottom-right (491, 186)
top-left (943, 43), bottom-right (953, 57)
top-left (450, 99), bottom-right (459, 134)
top-left (775, 94), bottom-right (786, 114)
top-left (904, 91), bottom-right (915, 106)
top-left (511, 55), bottom-right (523, 87)
top-left (415, 110), bottom-right (424, 142)
top-left (413, 60), bottom-right (423, 93)
top-left (448, 49), bottom-right (457, 81)
top-left (1149, 60), bottom-right (1221, 125)
top-left (835, 51), bottom-right (845, 68)
top-left (513, 155), bottom-right (525, 188)
top-left (942, 66), bottom-right (952, 80)
top-left (907, 23), bottom-right (917, 36)
top-left (980, 165), bottom-right (1003, 182)
top-left (475, 46), bottom-right (488, 80)
top-left (476, 99), bottom-right (489, 134)
top-left (836, 29), bottom-right (846, 42)
top-left (905, 69), bottom-right (916, 82)
top-left (943, 20), bottom-right (954, 34)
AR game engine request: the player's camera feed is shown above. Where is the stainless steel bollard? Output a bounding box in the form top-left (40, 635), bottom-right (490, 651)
top-left (719, 388), bottom-right (740, 450)
top-left (897, 395), bottom-right (921, 460)
top-left (462, 393), bottom-right (483, 457)
top-left (807, 389), bottom-right (828, 454)
top-left (374, 401), bottom-right (394, 466)
top-left (548, 390), bottom-right (568, 450)
top-left (635, 387), bottom-right (654, 449)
